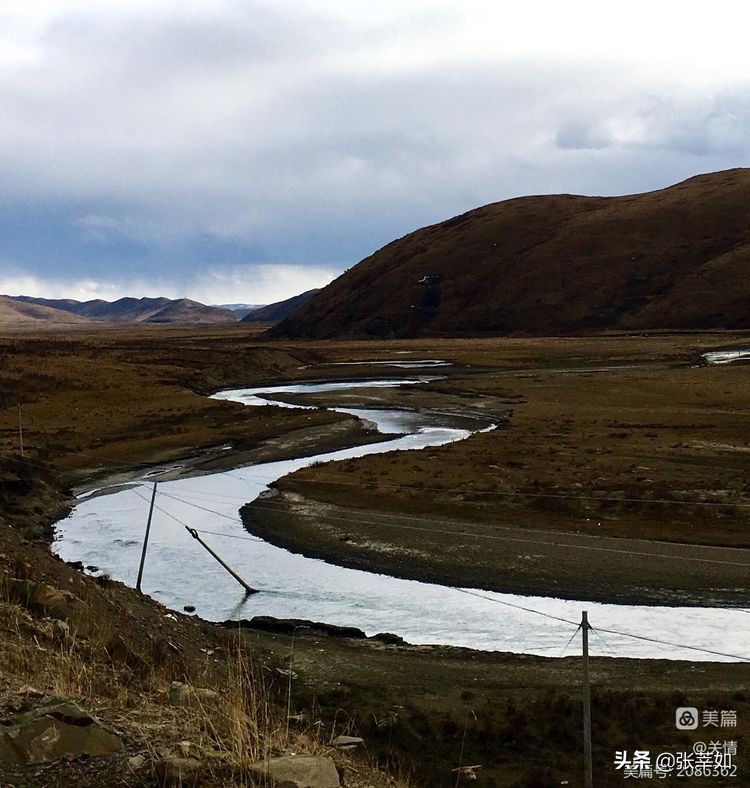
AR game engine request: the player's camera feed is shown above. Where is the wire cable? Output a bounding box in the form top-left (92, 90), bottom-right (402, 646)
top-left (559, 624), bottom-right (582, 657)
top-left (593, 625), bottom-right (749, 662)
top-left (590, 625), bottom-right (618, 658)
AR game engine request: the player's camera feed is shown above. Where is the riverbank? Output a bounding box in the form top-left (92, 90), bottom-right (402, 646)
top-left (256, 335), bottom-right (750, 612)
top-left (243, 488), bottom-right (750, 607)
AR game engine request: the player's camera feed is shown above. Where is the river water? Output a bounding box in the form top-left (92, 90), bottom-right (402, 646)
top-left (52, 378), bottom-right (750, 662)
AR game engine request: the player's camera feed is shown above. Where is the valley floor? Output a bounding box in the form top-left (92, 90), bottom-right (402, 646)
top-left (1, 324), bottom-right (748, 786)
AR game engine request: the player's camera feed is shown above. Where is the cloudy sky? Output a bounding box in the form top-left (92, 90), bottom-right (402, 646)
top-left (1, 0), bottom-right (749, 304)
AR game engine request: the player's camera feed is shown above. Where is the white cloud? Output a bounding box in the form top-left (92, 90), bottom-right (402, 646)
top-left (0, 264), bottom-right (337, 304)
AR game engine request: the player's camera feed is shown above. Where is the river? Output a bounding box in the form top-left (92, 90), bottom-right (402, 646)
top-left (52, 376), bottom-right (750, 663)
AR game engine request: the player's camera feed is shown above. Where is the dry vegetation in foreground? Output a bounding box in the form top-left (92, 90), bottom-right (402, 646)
top-left (0, 522), bottom-right (408, 787)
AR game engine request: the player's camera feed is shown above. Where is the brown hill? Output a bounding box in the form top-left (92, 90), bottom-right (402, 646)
top-left (0, 295), bottom-right (90, 326)
top-left (146, 298), bottom-right (237, 323)
top-left (11, 296), bottom-right (237, 324)
top-left (274, 168), bottom-right (750, 338)
top-left (241, 288), bottom-right (321, 323)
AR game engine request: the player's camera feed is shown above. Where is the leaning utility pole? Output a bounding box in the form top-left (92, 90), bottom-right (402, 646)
top-left (17, 404), bottom-right (24, 457)
top-left (582, 610), bottom-right (593, 788)
top-left (185, 526), bottom-right (258, 595)
top-left (136, 482), bottom-right (158, 592)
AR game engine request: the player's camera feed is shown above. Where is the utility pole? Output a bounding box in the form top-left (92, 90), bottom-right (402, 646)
top-left (185, 526), bottom-right (258, 595)
top-left (17, 404), bottom-right (24, 457)
top-left (582, 610), bottom-right (593, 788)
top-left (136, 482), bottom-right (157, 592)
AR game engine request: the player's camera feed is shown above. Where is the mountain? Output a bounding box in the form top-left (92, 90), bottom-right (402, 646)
top-left (146, 299), bottom-right (237, 323)
top-left (273, 168), bottom-right (750, 338)
top-left (9, 296), bottom-right (238, 324)
top-left (0, 295), bottom-right (91, 325)
top-left (242, 289), bottom-right (321, 324)
top-left (217, 303), bottom-right (265, 318)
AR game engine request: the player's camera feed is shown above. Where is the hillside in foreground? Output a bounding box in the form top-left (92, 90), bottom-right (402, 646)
top-left (274, 168), bottom-right (750, 338)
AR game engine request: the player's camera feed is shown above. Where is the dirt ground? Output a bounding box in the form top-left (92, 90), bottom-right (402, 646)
top-left (245, 624), bottom-right (749, 788)
top-left (1, 324), bottom-right (749, 787)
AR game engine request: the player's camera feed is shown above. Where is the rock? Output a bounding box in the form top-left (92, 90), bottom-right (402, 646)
top-left (369, 632), bottom-right (405, 645)
top-left (177, 740), bottom-right (200, 758)
top-left (331, 735), bottom-right (364, 750)
top-left (183, 604), bottom-right (196, 613)
top-left (128, 753), bottom-right (147, 771)
top-left (169, 681), bottom-right (218, 709)
top-left (249, 755), bottom-right (341, 788)
top-left (3, 578), bottom-right (94, 636)
top-left (0, 731), bottom-right (22, 765)
top-left (0, 700), bottom-right (122, 764)
top-left (226, 616), bottom-right (366, 640)
top-left (16, 686), bottom-right (43, 699)
top-left (154, 755), bottom-right (203, 787)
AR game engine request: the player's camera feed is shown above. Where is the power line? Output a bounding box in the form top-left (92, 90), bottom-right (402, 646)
top-left (559, 623), bottom-right (582, 657)
top-left (106, 489), bottom-right (750, 662)
top-left (6, 429), bottom-right (750, 510)
top-left (451, 587), bottom-right (580, 627)
top-left (594, 624), bottom-right (749, 662)
top-left (124, 481), bottom-right (750, 568)
top-left (589, 625), bottom-right (618, 658)
top-left (234, 499), bottom-right (750, 568)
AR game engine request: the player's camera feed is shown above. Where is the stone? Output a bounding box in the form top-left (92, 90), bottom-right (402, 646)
top-left (0, 730), bottom-right (23, 765)
top-left (248, 755), bottom-right (341, 788)
top-left (331, 735), bottom-right (364, 750)
top-left (128, 754), bottom-right (147, 771)
top-left (1, 701), bottom-right (122, 764)
top-left (169, 681), bottom-right (218, 709)
top-left (154, 755), bottom-right (203, 787)
top-left (369, 632), bottom-right (405, 645)
top-left (3, 578), bottom-right (94, 636)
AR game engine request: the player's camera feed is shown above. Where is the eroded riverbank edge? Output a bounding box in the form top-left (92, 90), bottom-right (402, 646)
top-left (242, 489), bottom-right (750, 608)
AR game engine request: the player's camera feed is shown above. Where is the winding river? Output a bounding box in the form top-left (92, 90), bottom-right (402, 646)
top-left (52, 375), bottom-right (750, 663)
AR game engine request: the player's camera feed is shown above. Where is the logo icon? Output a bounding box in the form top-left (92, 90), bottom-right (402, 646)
top-left (676, 707), bottom-right (698, 730)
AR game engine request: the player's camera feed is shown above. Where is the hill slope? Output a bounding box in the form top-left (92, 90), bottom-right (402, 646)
top-left (146, 298), bottom-right (237, 323)
top-left (242, 288), bottom-right (321, 323)
top-left (274, 168), bottom-right (750, 338)
top-left (11, 296), bottom-right (238, 324)
top-left (0, 295), bottom-right (90, 325)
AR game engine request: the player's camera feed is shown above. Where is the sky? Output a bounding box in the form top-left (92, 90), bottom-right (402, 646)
top-left (1, 0), bottom-right (749, 304)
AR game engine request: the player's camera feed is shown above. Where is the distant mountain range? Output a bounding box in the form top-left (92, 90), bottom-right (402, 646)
top-left (274, 168), bottom-right (750, 338)
top-left (8, 295), bottom-right (237, 324)
top-left (0, 290), bottom-right (322, 327)
top-left (0, 295), bottom-right (90, 325)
